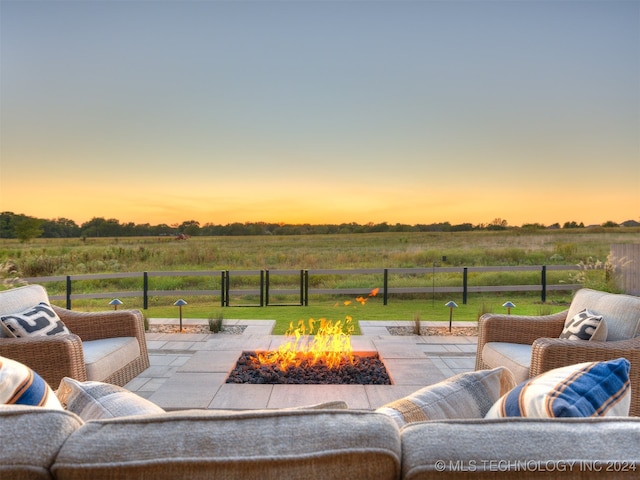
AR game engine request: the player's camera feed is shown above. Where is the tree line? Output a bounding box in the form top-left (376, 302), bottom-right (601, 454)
top-left (0, 211), bottom-right (635, 242)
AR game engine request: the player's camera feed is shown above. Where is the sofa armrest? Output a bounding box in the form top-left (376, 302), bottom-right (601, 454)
top-left (475, 311), bottom-right (568, 371)
top-left (0, 334), bottom-right (87, 387)
top-left (531, 336), bottom-right (640, 416)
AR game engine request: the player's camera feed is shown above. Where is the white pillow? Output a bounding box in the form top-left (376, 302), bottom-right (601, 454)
top-left (0, 302), bottom-right (70, 338)
top-left (57, 377), bottom-right (165, 420)
top-left (376, 367), bottom-right (515, 427)
top-left (486, 358), bottom-right (631, 418)
top-left (0, 355), bottom-right (63, 409)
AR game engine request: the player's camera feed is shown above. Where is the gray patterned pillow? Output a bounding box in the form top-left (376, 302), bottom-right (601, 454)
top-left (559, 309), bottom-right (607, 341)
top-left (57, 377), bottom-right (165, 420)
top-left (0, 302), bottom-right (70, 338)
top-left (376, 367), bottom-right (516, 427)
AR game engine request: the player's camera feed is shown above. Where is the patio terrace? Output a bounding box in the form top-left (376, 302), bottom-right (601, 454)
top-left (125, 319), bottom-right (478, 410)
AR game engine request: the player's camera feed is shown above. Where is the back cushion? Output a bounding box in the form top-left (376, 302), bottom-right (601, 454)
top-left (0, 405), bottom-right (83, 480)
top-left (567, 289), bottom-right (640, 341)
top-left (53, 409), bottom-right (401, 480)
top-left (0, 285), bottom-right (51, 314)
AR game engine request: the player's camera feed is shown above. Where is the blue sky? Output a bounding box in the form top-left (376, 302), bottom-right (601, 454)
top-left (1, 0), bottom-right (638, 227)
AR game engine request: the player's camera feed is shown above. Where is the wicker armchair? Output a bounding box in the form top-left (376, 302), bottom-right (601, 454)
top-left (476, 288), bottom-right (640, 416)
top-left (0, 285), bottom-right (149, 388)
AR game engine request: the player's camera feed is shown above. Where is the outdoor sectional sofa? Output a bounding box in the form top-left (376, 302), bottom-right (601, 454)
top-left (2, 404), bottom-right (640, 479)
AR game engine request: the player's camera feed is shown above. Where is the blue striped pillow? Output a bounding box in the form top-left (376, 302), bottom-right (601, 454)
top-left (0, 355), bottom-right (63, 409)
top-left (485, 358), bottom-right (630, 418)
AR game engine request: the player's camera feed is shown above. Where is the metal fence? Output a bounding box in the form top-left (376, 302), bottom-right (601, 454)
top-left (23, 264), bottom-right (583, 310)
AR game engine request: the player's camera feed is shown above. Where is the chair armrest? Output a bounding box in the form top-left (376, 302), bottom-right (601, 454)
top-left (478, 310), bottom-right (568, 345)
top-left (53, 306), bottom-right (145, 342)
top-left (0, 334), bottom-right (87, 388)
top-left (531, 336), bottom-right (640, 375)
top-left (475, 310), bottom-right (568, 371)
top-left (531, 336), bottom-right (640, 416)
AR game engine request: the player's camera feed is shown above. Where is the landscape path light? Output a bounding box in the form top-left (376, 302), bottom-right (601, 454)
top-left (109, 298), bottom-right (123, 310)
top-left (502, 301), bottom-right (516, 315)
top-left (445, 300), bottom-right (458, 332)
top-left (174, 299), bottom-right (187, 332)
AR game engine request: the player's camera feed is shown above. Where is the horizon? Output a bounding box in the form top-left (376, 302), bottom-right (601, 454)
top-left (2, 210), bottom-right (636, 229)
top-left (1, 1), bottom-right (638, 226)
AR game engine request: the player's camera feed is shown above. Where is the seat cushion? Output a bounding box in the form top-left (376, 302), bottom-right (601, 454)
top-left (482, 342), bottom-right (531, 384)
top-left (82, 337), bottom-right (140, 382)
top-left (567, 288), bottom-right (640, 341)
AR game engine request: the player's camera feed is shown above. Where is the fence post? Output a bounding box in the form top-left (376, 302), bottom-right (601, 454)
top-left (66, 276), bottom-right (72, 310)
top-left (299, 269), bottom-right (304, 306)
top-left (383, 269), bottom-right (388, 305)
top-left (463, 267), bottom-right (468, 305)
top-left (143, 272), bottom-right (149, 310)
top-left (541, 265), bottom-right (547, 303)
top-left (265, 270), bottom-right (270, 306)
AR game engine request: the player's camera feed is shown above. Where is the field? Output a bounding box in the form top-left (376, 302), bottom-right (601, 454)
top-left (1, 228), bottom-right (636, 334)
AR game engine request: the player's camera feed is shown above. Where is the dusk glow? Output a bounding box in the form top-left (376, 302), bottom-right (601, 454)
top-left (1, 0), bottom-right (638, 227)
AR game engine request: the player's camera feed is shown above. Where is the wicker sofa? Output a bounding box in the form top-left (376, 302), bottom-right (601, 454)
top-left (476, 288), bottom-right (640, 416)
top-left (0, 284), bottom-right (149, 387)
top-left (2, 404), bottom-right (639, 480)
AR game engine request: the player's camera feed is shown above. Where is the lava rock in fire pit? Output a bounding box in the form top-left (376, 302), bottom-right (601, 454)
top-left (226, 351), bottom-right (391, 385)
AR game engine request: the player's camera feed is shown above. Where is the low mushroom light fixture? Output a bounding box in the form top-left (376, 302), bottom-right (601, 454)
top-left (109, 298), bottom-right (123, 310)
top-left (174, 299), bottom-right (187, 332)
top-left (445, 300), bottom-right (458, 332)
top-left (502, 301), bottom-right (516, 315)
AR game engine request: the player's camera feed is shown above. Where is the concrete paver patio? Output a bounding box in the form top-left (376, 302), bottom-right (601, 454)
top-left (125, 319), bottom-right (478, 411)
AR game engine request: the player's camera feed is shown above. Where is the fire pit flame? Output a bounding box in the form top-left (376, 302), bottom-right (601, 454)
top-left (254, 317), bottom-right (355, 371)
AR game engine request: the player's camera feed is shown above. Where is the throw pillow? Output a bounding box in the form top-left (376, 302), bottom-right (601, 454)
top-left (376, 367), bottom-right (515, 427)
top-left (559, 309), bottom-right (607, 341)
top-left (485, 357), bottom-right (630, 419)
top-left (0, 302), bottom-right (70, 338)
top-left (0, 355), bottom-right (63, 409)
top-left (57, 377), bottom-right (165, 420)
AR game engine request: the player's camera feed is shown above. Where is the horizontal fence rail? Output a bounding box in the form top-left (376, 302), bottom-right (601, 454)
top-left (22, 265), bottom-right (583, 310)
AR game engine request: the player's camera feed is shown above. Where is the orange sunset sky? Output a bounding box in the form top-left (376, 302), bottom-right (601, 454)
top-left (1, 1), bottom-right (638, 227)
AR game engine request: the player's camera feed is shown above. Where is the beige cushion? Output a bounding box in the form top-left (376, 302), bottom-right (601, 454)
top-left (57, 378), bottom-right (164, 420)
top-left (0, 405), bottom-right (83, 480)
top-left (486, 358), bottom-right (631, 418)
top-left (482, 342), bottom-right (531, 384)
top-left (0, 355), bottom-right (63, 409)
top-left (567, 288), bottom-right (640, 341)
top-left (82, 337), bottom-right (140, 381)
top-left (376, 367), bottom-right (515, 427)
top-left (53, 409), bottom-right (401, 480)
top-left (401, 417), bottom-right (640, 479)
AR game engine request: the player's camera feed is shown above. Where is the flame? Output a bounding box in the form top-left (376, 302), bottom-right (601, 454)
top-left (254, 288), bottom-right (379, 372)
top-left (255, 316), bottom-right (355, 370)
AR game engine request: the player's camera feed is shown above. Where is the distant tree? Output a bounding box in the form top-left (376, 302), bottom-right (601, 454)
top-left (487, 218), bottom-right (508, 231)
top-left (14, 217), bottom-right (43, 242)
top-left (563, 221), bottom-right (584, 229)
top-left (601, 220), bottom-right (619, 227)
top-left (179, 220), bottom-right (201, 236)
top-left (521, 223), bottom-right (546, 230)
